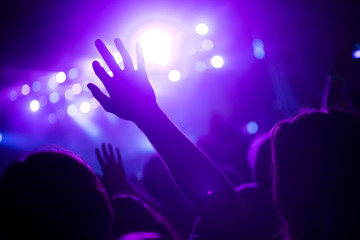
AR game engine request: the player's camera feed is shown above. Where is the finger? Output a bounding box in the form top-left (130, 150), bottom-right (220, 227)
top-left (93, 61), bottom-right (111, 86)
top-left (108, 144), bottom-right (115, 164)
top-left (114, 38), bottom-right (134, 70)
top-left (136, 42), bottom-right (146, 71)
top-left (96, 148), bottom-right (106, 170)
top-left (95, 39), bottom-right (121, 75)
top-left (87, 83), bottom-right (110, 110)
top-left (102, 143), bottom-right (109, 162)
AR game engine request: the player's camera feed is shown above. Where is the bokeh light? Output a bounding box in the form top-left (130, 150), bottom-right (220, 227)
top-left (48, 77), bottom-right (58, 90)
top-left (90, 97), bottom-right (100, 109)
top-left (72, 83), bottom-right (82, 95)
top-left (21, 84), bottom-right (30, 95)
top-left (0, 132), bottom-right (2, 143)
top-left (49, 92), bottom-right (60, 104)
top-left (201, 39), bottom-right (214, 51)
top-left (32, 81), bottom-right (41, 92)
top-left (56, 71), bottom-right (66, 83)
top-left (195, 61), bottom-right (207, 72)
top-left (30, 100), bottom-right (40, 112)
top-left (65, 89), bottom-right (74, 101)
top-left (253, 38), bottom-right (265, 59)
top-left (67, 104), bottom-right (78, 117)
top-left (168, 70), bottom-right (181, 82)
top-left (68, 68), bottom-right (79, 79)
top-left (211, 56), bottom-right (224, 68)
top-left (80, 101), bottom-right (91, 114)
top-left (195, 23), bottom-right (209, 35)
top-left (138, 28), bottom-right (173, 65)
top-left (246, 121), bottom-right (259, 134)
top-left (10, 90), bottom-right (18, 101)
top-left (353, 49), bottom-right (360, 59)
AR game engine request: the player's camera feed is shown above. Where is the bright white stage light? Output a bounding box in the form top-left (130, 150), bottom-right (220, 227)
top-left (211, 56), bottom-right (224, 68)
top-left (30, 100), bottom-right (40, 112)
top-left (56, 72), bottom-right (66, 83)
top-left (80, 101), bottom-right (91, 114)
top-left (353, 49), bottom-right (360, 59)
top-left (138, 28), bottom-right (173, 65)
top-left (195, 23), bottom-right (209, 35)
top-left (168, 70), bottom-right (181, 82)
top-left (22, 84), bottom-right (30, 95)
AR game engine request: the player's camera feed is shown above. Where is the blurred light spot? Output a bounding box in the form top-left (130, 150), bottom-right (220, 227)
top-left (39, 96), bottom-right (48, 107)
top-left (10, 90), bottom-right (18, 101)
top-left (48, 113), bottom-right (57, 124)
top-left (56, 72), bottom-right (66, 83)
top-left (57, 109), bottom-right (66, 120)
top-left (68, 68), bottom-right (79, 79)
top-left (195, 23), bottom-right (209, 35)
top-left (253, 38), bottom-right (265, 59)
top-left (90, 97), bottom-right (100, 109)
top-left (21, 84), bottom-right (30, 95)
top-left (30, 100), bottom-right (40, 112)
top-left (195, 61), bottom-right (207, 72)
top-left (168, 70), bottom-right (181, 82)
top-left (72, 83), bottom-right (82, 95)
top-left (65, 89), bottom-right (74, 101)
top-left (48, 77), bottom-right (58, 90)
top-left (353, 49), bottom-right (360, 59)
top-left (67, 104), bottom-right (78, 117)
top-left (246, 121), bottom-right (259, 134)
top-left (272, 99), bottom-right (282, 111)
top-left (80, 101), bottom-right (91, 113)
top-left (138, 28), bottom-right (173, 65)
top-left (202, 39), bottom-right (214, 51)
top-left (211, 56), bottom-right (224, 68)
top-left (49, 92), bottom-right (60, 103)
top-left (0, 132), bottom-right (2, 143)
top-left (207, 190), bottom-right (213, 195)
top-left (113, 51), bottom-right (123, 64)
top-left (32, 81), bottom-right (41, 92)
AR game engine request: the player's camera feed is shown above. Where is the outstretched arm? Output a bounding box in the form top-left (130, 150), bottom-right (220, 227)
top-left (88, 39), bottom-right (244, 238)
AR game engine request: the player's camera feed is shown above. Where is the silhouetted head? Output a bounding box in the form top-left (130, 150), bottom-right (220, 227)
top-left (271, 109), bottom-right (360, 239)
top-left (248, 133), bottom-right (272, 194)
top-left (0, 149), bottom-right (112, 240)
top-left (110, 195), bottom-right (174, 240)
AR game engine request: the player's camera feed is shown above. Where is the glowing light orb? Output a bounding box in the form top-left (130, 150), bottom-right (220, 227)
top-left (90, 97), bottom-right (100, 109)
top-left (67, 104), bottom-right (78, 117)
top-left (32, 81), bottom-right (41, 92)
top-left (56, 72), bottom-right (66, 83)
top-left (246, 121), bottom-right (259, 134)
top-left (10, 90), bottom-right (18, 101)
top-left (49, 92), bottom-right (60, 103)
top-left (0, 133), bottom-right (2, 143)
top-left (195, 23), bottom-right (209, 35)
top-left (48, 77), bottom-right (58, 90)
top-left (48, 113), bottom-right (57, 124)
top-left (202, 39), bottom-right (214, 51)
top-left (195, 61), bottom-right (207, 72)
top-left (30, 100), bottom-right (40, 112)
top-left (22, 84), bottom-right (30, 95)
top-left (72, 83), bottom-right (82, 95)
top-left (211, 56), bottom-right (224, 68)
top-left (353, 49), bottom-right (360, 59)
top-left (253, 39), bottom-right (265, 59)
top-left (168, 70), bottom-right (181, 82)
top-left (68, 68), bottom-right (79, 79)
top-left (65, 89), bottom-right (74, 101)
top-left (80, 101), bottom-right (91, 114)
top-left (138, 28), bottom-right (173, 65)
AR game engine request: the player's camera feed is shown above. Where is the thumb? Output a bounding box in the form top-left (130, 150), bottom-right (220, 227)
top-left (88, 83), bottom-right (110, 109)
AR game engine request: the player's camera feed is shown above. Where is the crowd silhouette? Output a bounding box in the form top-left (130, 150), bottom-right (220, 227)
top-left (0, 38), bottom-right (359, 240)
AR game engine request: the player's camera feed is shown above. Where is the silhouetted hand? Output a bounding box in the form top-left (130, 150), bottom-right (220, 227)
top-left (96, 144), bottom-right (135, 196)
top-left (88, 39), bottom-right (158, 123)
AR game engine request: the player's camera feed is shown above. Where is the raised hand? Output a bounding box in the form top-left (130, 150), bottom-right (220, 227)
top-left (96, 144), bottom-right (135, 197)
top-left (88, 39), bottom-right (158, 123)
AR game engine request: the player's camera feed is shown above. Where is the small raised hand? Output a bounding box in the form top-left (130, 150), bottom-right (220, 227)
top-left (96, 144), bottom-right (135, 196)
top-left (88, 39), bottom-right (158, 123)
